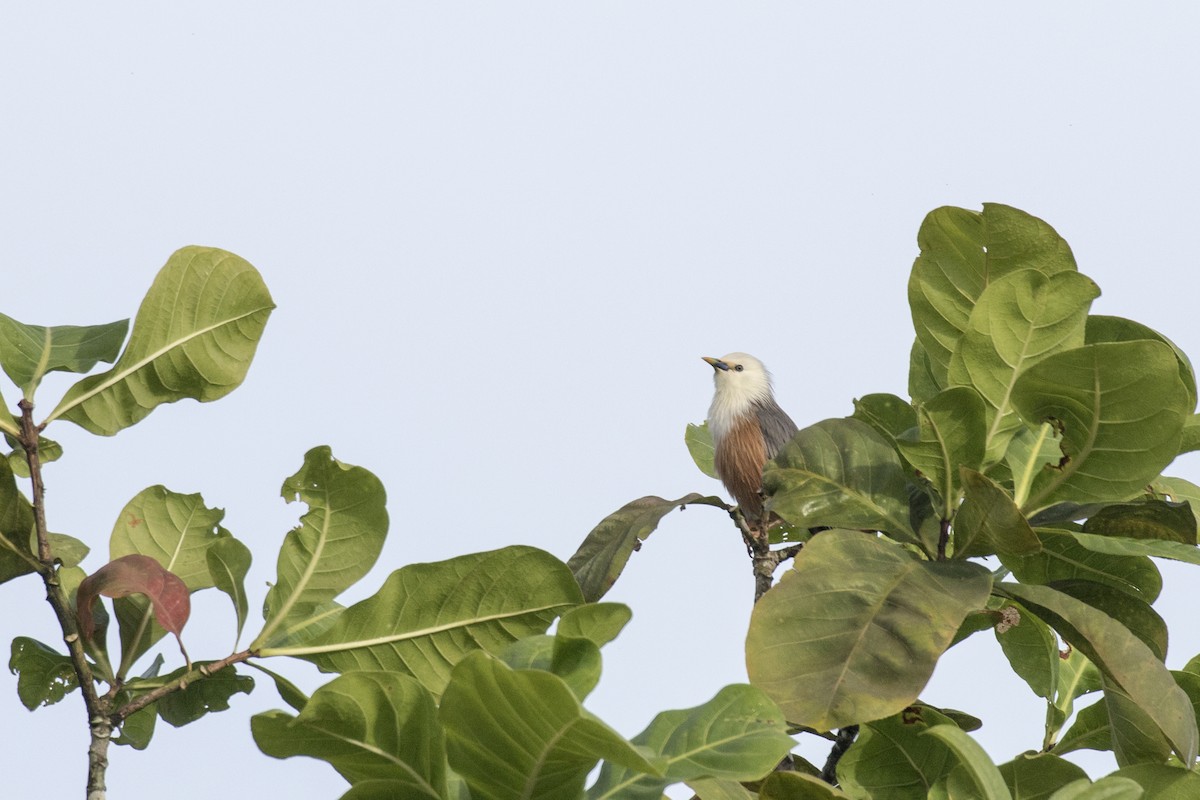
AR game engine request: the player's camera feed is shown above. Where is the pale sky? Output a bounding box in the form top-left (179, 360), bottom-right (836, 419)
top-left (3, 4), bottom-right (1200, 798)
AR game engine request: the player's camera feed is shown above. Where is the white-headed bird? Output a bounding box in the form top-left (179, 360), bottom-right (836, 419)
top-left (702, 352), bottom-right (799, 522)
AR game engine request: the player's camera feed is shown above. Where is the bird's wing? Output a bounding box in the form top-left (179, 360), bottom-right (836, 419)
top-left (755, 398), bottom-right (800, 459)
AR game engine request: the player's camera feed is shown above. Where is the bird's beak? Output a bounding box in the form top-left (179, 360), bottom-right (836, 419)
top-left (702, 356), bottom-right (729, 371)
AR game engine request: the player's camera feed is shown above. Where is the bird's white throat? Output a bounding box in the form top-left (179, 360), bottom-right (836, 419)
top-left (707, 371), bottom-right (773, 445)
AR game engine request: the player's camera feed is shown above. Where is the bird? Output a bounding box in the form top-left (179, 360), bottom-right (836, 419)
top-left (702, 352), bottom-right (799, 524)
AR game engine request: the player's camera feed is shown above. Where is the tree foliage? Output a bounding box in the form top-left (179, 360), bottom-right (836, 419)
top-left (3, 205), bottom-right (1200, 799)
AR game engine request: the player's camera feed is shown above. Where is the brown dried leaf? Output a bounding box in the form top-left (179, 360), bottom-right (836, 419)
top-left (77, 555), bottom-right (190, 649)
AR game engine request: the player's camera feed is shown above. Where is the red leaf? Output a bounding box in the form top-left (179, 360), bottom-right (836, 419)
top-left (76, 554), bottom-right (191, 643)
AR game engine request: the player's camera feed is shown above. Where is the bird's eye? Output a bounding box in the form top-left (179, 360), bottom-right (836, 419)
top-left (734, 364), bottom-right (744, 372)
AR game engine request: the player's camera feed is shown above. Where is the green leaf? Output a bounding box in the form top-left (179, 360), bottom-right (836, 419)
top-left (995, 601), bottom-right (1059, 701)
top-left (1180, 416), bottom-right (1200, 456)
top-left (910, 339), bottom-right (943, 404)
top-left (1046, 647), bottom-right (1102, 749)
top-left (112, 702), bottom-right (157, 750)
top-left (1048, 580), bottom-right (1167, 662)
top-left (500, 635), bottom-right (602, 701)
top-left (1113, 763), bottom-right (1200, 797)
top-left (763, 418), bottom-right (917, 547)
top-left (1010, 342), bottom-right (1191, 511)
top-left (997, 752), bottom-right (1087, 800)
top-left (852, 392), bottom-right (918, 452)
top-left (568, 494), bottom-right (725, 603)
top-left (837, 706), bottom-right (958, 798)
top-left (896, 387), bottom-right (987, 513)
top-left (256, 446), bottom-right (388, 649)
top-left (6, 432), bottom-right (63, 477)
top-left (146, 663), bottom-right (253, 726)
top-left (106, 486), bottom-right (229, 675)
top-left (1103, 679), bottom-right (1172, 767)
top-left (1055, 699), bottom-right (1112, 756)
top-left (760, 771), bottom-right (854, 799)
top-left (998, 582), bottom-right (1197, 765)
top-left (687, 777), bottom-right (758, 800)
top-left (1082, 500), bottom-right (1196, 545)
top-left (1151, 477), bottom-right (1200, 530)
top-left (441, 652), bottom-right (660, 800)
top-left (909, 204), bottom-right (1077, 388)
top-left (46, 247), bottom-right (274, 434)
top-left (247, 662), bottom-right (308, 712)
top-left (8, 636), bottom-right (79, 709)
top-left (955, 468), bottom-right (1042, 558)
top-left (686, 423), bottom-right (719, 479)
top-left (0, 313), bottom-right (128, 400)
top-left (1006, 424), bottom-right (1063, 509)
top-left (260, 546), bottom-right (583, 699)
top-left (0, 457), bottom-right (38, 585)
top-left (746, 533), bottom-right (992, 730)
top-left (1048, 777), bottom-right (1145, 800)
top-left (948, 270), bottom-right (1098, 462)
top-left (1086, 314), bottom-right (1197, 413)
top-left (924, 724), bottom-right (1013, 800)
top-left (589, 684), bottom-right (794, 799)
top-left (207, 534), bottom-right (251, 646)
top-left (1001, 529), bottom-right (1161, 602)
top-left (253, 671), bottom-right (447, 797)
top-left (555, 603), bottom-right (632, 647)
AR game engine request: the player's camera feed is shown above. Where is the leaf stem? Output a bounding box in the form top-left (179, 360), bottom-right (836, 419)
top-left (18, 400), bottom-right (111, 800)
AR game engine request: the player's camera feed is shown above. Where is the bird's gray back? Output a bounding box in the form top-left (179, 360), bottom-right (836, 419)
top-left (754, 397), bottom-right (799, 458)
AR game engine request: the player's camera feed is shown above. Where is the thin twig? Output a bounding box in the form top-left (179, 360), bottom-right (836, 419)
top-left (18, 401), bottom-right (111, 800)
top-left (936, 516), bottom-right (951, 560)
top-left (113, 649), bottom-right (254, 722)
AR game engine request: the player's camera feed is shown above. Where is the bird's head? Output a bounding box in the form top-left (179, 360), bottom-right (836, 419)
top-left (702, 352), bottom-right (773, 407)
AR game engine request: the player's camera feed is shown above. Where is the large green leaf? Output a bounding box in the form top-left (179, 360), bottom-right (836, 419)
top-left (46, 247), bottom-right (274, 435)
top-left (1151, 477), bottom-right (1200, 529)
top-left (910, 339), bottom-right (943, 404)
top-left (1001, 529), bottom-right (1161, 602)
top-left (108, 486), bottom-right (232, 676)
top-left (896, 387), bottom-right (986, 514)
top-left (255, 447), bottom-right (388, 649)
top-left (909, 204), bottom-right (1077, 388)
top-left (0, 313), bottom-right (128, 399)
top-left (746, 533), bottom-right (992, 730)
top-left (1006, 423), bottom-right (1063, 509)
top-left (568, 494), bottom-right (724, 603)
top-left (1055, 699), bottom-right (1112, 756)
top-left (441, 652), bottom-right (660, 800)
top-left (998, 582), bottom-right (1197, 765)
top-left (955, 468), bottom-right (1041, 558)
top-left (253, 671), bottom-right (447, 798)
top-left (1010, 341), bottom-right (1191, 511)
top-left (763, 418), bottom-right (916, 547)
top-left (997, 753), bottom-right (1088, 800)
top-left (948, 270), bottom-right (1098, 462)
top-left (259, 547), bottom-right (582, 698)
top-left (589, 684), bottom-right (794, 799)
top-left (1085, 315), bottom-right (1197, 413)
top-left (1102, 679), bottom-right (1172, 767)
top-left (687, 779), bottom-right (757, 800)
top-left (499, 634), bottom-right (602, 702)
top-left (1048, 581), bottom-right (1166, 662)
top-left (837, 706), bottom-right (958, 798)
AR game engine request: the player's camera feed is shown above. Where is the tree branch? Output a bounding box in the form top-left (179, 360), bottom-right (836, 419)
top-left (18, 400), bottom-right (112, 800)
top-left (821, 724), bottom-right (859, 784)
top-left (112, 649), bottom-right (254, 722)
